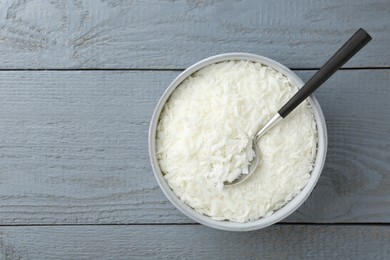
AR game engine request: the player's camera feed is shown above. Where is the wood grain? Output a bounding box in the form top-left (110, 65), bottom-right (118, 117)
top-left (0, 69), bottom-right (389, 225)
top-left (0, 0), bottom-right (388, 69)
top-left (0, 225), bottom-right (389, 259)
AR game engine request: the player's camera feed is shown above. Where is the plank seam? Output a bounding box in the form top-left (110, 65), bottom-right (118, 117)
top-left (0, 223), bottom-right (389, 227)
top-left (0, 67), bottom-right (388, 72)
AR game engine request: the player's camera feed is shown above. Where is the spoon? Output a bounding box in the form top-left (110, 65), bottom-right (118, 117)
top-left (225, 28), bottom-right (372, 187)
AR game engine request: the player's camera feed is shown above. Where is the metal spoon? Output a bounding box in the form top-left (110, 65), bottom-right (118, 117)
top-left (225, 28), bottom-right (372, 187)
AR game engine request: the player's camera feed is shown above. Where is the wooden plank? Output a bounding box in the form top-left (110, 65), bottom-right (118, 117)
top-left (0, 0), bottom-right (388, 69)
top-left (0, 70), bottom-right (389, 225)
top-left (0, 225), bottom-right (389, 259)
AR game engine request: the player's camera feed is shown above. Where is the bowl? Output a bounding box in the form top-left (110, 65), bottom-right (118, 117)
top-left (149, 53), bottom-right (327, 231)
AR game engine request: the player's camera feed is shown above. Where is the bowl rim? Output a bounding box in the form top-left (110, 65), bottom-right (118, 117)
top-left (149, 53), bottom-right (328, 231)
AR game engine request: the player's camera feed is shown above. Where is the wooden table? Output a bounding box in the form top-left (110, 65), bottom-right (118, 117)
top-left (0, 0), bottom-right (389, 259)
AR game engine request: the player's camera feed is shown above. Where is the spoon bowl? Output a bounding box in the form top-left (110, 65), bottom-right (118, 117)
top-left (224, 114), bottom-right (282, 186)
top-left (224, 137), bottom-right (260, 186)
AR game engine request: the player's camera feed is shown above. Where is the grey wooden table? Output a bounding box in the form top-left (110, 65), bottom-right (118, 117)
top-left (0, 0), bottom-right (389, 259)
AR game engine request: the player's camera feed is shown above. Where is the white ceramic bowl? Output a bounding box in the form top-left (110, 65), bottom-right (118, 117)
top-left (149, 53), bottom-right (327, 231)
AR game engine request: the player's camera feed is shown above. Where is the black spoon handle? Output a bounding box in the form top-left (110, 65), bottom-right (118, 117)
top-left (278, 28), bottom-right (372, 118)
